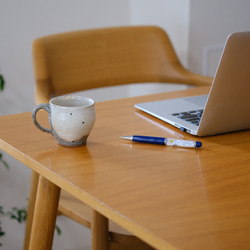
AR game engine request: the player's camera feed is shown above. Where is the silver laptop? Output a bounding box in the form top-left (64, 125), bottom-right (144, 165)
top-left (135, 32), bottom-right (250, 136)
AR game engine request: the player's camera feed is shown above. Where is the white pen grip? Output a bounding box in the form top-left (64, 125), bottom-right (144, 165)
top-left (165, 139), bottom-right (196, 148)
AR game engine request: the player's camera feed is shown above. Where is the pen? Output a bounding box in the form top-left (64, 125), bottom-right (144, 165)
top-left (120, 135), bottom-right (202, 148)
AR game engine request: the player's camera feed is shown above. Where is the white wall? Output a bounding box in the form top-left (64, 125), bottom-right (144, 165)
top-left (189, 0), bottom-right (250, 76)
top-left (130, 0), bottom-right (190, 66)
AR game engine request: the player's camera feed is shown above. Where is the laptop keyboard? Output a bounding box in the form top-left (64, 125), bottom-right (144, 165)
top-left (172, 109), bottom-right (203, 126)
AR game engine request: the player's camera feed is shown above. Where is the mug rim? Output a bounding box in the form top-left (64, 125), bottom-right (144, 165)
top-left (50, 95), bottom-right (95, 108)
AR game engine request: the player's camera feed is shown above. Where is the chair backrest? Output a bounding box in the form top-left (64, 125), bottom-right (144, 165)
top-left (32, 26), bottom-right (212, 104)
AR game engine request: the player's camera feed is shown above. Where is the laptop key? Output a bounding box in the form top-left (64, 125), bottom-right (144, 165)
top-left (180, 114), bottom-right (199, 119)
top-left (172, 109), bottom-right (204, 126)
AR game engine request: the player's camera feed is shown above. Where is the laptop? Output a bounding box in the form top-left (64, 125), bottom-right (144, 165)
top-left (135, 32), bottom-right (250, 136)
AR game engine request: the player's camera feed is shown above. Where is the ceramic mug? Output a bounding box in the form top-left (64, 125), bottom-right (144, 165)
top-left (32, 96), bottom-right (96, 147)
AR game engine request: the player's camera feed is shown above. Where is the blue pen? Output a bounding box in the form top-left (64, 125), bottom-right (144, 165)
top-left (121, 135), bottom-right (202, 148)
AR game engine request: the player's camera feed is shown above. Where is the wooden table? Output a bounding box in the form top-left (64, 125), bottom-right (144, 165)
top-left (1, 86), bottom-right (250, 250)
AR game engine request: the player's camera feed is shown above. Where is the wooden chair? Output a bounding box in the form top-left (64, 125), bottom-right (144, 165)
top-left (26, 26), bottom-right (212, 249)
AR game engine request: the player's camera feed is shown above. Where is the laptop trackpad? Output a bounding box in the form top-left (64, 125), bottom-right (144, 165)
top-left (135, 95), bottom-right (208, 115)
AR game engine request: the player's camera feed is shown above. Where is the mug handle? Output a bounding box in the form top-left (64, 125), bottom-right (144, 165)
top-left (32, 103), bottom-right (52, 134)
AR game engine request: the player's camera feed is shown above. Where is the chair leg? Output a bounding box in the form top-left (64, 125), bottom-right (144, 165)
top-left (92, 210), bottom-right (109, 250)
top-left (24, 170), bottom-right (39, 250)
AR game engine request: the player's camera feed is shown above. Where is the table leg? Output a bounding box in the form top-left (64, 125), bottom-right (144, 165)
top-left (29, 175), bottom-right (61, 250)
top-left (24, 171), bottom-right (40, 250)
top-left (92, 210), bottom-right (109, 250)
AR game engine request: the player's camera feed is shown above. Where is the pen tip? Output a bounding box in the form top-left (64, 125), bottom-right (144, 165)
top-left (120, 136), bottom-right (133, 140)
top-left (196, 141), bottom-right (202, 148)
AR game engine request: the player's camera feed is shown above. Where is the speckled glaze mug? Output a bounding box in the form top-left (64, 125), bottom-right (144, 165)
top-left (32, 96), bottom-right (96, 147)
